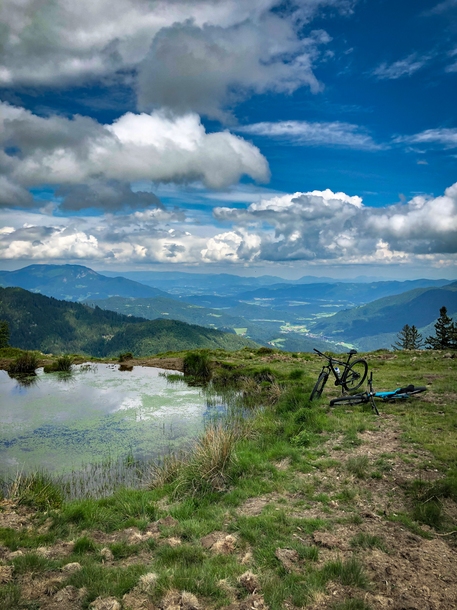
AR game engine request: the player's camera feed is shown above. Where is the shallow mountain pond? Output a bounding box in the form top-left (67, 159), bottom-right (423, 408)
top-left (0, 363), bottom-right (227, 491)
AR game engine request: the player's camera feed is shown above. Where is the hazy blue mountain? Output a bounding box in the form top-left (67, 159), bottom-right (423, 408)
top-left (0, 264), bottom-right (170, 302)
top-left (310, 282), bottom-right (457, 349)
top-left (236, 279), bottom-right (453, 308)
top-left (0, 287), bottom-right (256, 356)
top-left (99, 270), bottom-right (286, 296)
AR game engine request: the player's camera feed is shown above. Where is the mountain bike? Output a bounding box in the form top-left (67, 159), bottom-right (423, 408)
top-left (329, 372), bottom-right (427, 415)
top-left (310, 348), bottom-right (368, 400)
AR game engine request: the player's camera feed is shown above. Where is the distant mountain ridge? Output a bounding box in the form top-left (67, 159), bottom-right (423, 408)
top-left (310, 282), bottom-right (457, 349)
top-left (235, 279), bottom-right (453, 307)
top-left (0, 264), bottom-right (170, 302)
top-left (0, 287), bottom-right (256, 357)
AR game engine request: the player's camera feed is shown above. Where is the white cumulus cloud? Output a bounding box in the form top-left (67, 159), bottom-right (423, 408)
top-left (0, 0), bottom-right (353, 117)
top-left (1, 183), bottom-right (456, 268)
top-left (1, 103), bottom-right (270, 203)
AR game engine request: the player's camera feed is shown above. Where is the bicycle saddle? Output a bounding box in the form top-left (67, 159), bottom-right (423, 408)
top-left (396, 385), bottom-right (415, 394)
top-left (348, 349), bottom-right (357, 355)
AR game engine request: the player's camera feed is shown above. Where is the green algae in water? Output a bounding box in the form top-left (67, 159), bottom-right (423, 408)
top-left (0, 364), bottom-right (209, 479)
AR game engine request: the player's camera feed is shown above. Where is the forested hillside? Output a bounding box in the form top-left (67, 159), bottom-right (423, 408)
top-left (0, 287), bottom-right (256, 356)
top-left (311, 282), bottom-right (457, 349)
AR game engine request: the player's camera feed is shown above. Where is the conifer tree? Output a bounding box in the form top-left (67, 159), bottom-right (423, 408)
top-left (392, 324), bottom-right (423, 350)
top-left (426, 306), bottom-right (456, 350)
top-left (0, 320), bottom-right (9, 348)
top-left (409, 325), bottom-right (424, 349)
top-left (392, 324), bottom-right (411, 350)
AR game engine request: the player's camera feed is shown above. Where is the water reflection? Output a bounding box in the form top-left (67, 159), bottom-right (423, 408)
top-left (9, 373), bottom-right (38, 390)
top-left (0, 363), bottom-right (224, 479)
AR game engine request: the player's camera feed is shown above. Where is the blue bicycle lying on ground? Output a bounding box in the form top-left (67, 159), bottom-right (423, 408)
top-left (328, 372), bottom-right (427, 415)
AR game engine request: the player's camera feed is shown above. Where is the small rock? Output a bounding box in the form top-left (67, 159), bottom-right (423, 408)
top-left (36, 546), bottom-right (52, 558)
top-left (241, 551), bottom-right (253, 565)
top-left (158, 516), bottom-right (179, 528)
top-left (44, 577), bottom-right (63, 595)
top-left (313, 532), bottom-right (343, 549)
top-left (200, 532), bottom-right (219, 549)
top-left (226, 594), bottom-right (268, 610)
top-left (54, 585), bottom-right (80, 602)
top-left (61, 561), bottom-right (82, 574)
top-left (166, 537), bottom-right (182, 547)
top-left (238, 570), bottom-right (260, 593)
top-left (181, 591), bottom-right (200, 610)
top-left (138, 572), bottom-right (158, 594)
top-left (212, 534), bottom-right (236, 555)
top-left (0, 564), bottom-right (13, 583)
top-left (90, 596), bottom-right (121, 610)
top-left (161, 589), bottom-right (181, 609)
top-left (275, 548), bottom-right (299, 572)
top-left (7, 550), bottom-right (24, 560)
top-left (100, 547), bottom-right (114, 561)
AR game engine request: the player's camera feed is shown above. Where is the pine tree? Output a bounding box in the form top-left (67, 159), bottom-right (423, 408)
top-left (392, 324), bottom-right (424, 350)
top-left (426, 306), bottom-right (456, 350)
top-left (392, 324), bottom-right (412, 350)
top-left (409, 325), bottom-right (424, 349)
top-left (0, 320), bottom-right (9, 348)
top-left (392, 324), bottom-right (423, 350)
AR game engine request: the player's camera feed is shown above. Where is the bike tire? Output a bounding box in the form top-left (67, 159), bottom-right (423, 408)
top-left (310, 372), bottom-right (329, 400)
top-left (329, 394), bottom-right (367, 407)
top-left (343, 359), bottom-right (368, 392)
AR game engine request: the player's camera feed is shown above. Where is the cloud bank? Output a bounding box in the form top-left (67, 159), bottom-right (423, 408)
top-left (0, 103), bottom-right (270, 208)
top-left (0, 0), bottom-right (354, 118)
top-left (1, 184), bottom-right (456, 269)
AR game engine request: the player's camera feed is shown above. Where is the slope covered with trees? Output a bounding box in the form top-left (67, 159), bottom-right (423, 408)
top-left (310, 283), bottom-right (457, 348)
top-left (0, 287), bottom-right (256, 356)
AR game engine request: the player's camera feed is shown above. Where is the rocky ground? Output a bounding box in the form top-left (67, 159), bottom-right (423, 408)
top-left (1, 412), bottom-right (457, 610)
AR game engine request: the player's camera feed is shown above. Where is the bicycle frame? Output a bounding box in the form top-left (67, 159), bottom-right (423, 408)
top-left (313, 348), bottom-right (357, 387)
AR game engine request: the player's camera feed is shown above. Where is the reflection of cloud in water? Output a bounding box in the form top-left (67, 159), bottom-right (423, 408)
top-left (115, 396), bottom-right (142, 413)
top-left (0, 364), bottom-right (214, 476)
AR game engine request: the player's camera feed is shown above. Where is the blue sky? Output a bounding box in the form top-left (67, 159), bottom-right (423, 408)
top-left (0, 0), bottom-right (456, 278)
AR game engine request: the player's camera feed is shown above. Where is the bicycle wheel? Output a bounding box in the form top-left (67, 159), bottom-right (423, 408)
top-left (329, 394), bottom-right (367, 407)
top-left (310, 371), bottom-right (329, 400)
top-left (343, 359), bottom-right (368, 392)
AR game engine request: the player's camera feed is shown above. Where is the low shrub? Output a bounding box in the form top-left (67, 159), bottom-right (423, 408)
top-left (7, 471), bottom-right (63, 510)
top-left (256, 346), bottom-right (274, 355)
top-left (8, 351), bottom-right (38, 375)
top-left (183, 351), bottom-right (212, 379)
top-left (289, 368), bottom-right (304, 380)
top-left (44, 354), bottom-right (74, 373)
top-left (119, 352), bottom-right (133, 362)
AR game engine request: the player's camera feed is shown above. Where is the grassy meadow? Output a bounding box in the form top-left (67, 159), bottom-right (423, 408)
top-left (0, 346), bottom-right (456, 609)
